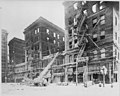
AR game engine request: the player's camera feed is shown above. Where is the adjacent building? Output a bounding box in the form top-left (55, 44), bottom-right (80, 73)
top-left (8, 37), bottom-right (25, 82)
top-left (23, 17), bottom-right (65, 81)
top-left (1, 29), bottom-right (8, 83)
top-left (62, 1), bottom-right (119, 84)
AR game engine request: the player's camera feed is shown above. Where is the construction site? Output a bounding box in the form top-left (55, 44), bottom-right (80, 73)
top-left (18, 1), bottom-right (119, 87)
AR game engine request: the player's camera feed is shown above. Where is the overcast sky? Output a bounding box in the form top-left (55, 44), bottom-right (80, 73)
top-left (0, 0), bottom-right (65, 42)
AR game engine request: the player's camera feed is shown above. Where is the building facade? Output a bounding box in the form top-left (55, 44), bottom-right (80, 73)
top-left (1, 29), bottom-right (8, 83)
top-left (62, 1), bottom-right (119, 84)
top-left (23, 17), bottom-right (65, 81)
top-left (8, 37), bottom-right (25, 82)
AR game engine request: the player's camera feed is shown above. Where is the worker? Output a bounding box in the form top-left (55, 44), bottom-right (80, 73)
top-left (42, 78), bottom-right (47, 86)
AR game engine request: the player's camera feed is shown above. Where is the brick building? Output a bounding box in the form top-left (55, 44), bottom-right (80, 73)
top-left (8, 37), bottom-right (25, 82)
top-left (62, 1), bottom-right (119, 84)
top-left (1, 29), bottom-right (8, 83)
top-left (23, 17), bottom-right (65, 78)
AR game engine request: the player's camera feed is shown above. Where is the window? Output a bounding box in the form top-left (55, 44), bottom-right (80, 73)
top-left (68, 17), bottom-right (73, 25)
top-left (115, 17), bottom-right (117, 26)
top-left (54, 33), bottom-right (56, 37)
top-left (57, 34), bottom-right (59, 39)
top-left (69, 41), bottom-right (72, 49)
top-left (100, 15), bottom-right (105, 25)
top-left (74, 54), bottom-right (77, 62)
top-left (69, 55), bottom-right (72, 63)
top-left (115, 49), bottom-right (117, 55)
top-left (74, 39), bottom-right (77, 44)
top-left (100, 31), bottom-right (105, 39)
top-left (54, 40), bottom-right (56, 44)
top-left (35, 30), bottom-right (37, 34)
top-left (68, 29), bottom-right (72, 37)
top-left (92, 4), bottom-right (97, 13)
top-left (73, 3), bottom-right (78, 10)
top-left (82, 1), bottom-right (86, 5)
top-left (37, 28), bottom-right (39, 33)
top-left (100, 5), bottom-right (104, 10)
top-left (46, 29), bottom-right (49, 34)
top-left (115, 32), bottom-right (117, 40)
top-left (74, 39), bottom-right (78, 48)
top-left (93, 50), bottom-right (97, 59)
top-left (47, 37), bottom-right (49, 41)
top-left (100, 48), bottom-right (105, 58)
top-left (92, 18), bottom-right (97, 27)
top-left (93, 34), bottom-right (97, 41)
top-left (83, 10), bottom-right (87, 15)
top-left (74, 18), bottom-right (77, 26)
top-left (63, 37), bottom-right (65, 41)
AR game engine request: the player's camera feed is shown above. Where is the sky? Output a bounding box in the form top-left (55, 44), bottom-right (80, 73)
top-left (0, 0), bottom-right (65, 42)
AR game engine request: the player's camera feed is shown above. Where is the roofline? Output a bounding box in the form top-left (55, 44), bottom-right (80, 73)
top-left (8, 37), bottom-right (25, 45)
top-left (23, 16), bottom-right (65, 34)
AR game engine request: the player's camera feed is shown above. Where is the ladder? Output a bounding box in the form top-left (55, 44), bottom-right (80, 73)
top-left (33, 52), bottom-right (59, 84)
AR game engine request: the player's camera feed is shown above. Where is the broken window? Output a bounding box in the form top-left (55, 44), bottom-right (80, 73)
top-left (54, 33), bottom-right (56, 37)
top-left (73, 3), bottom-right (78, 10)
top-left (82, 1), bottom-right (86, 5)
top-left (100, 15), bottom-right (105, 25)
top-left (74, 39), bottom-right (78, 48)
top-left (100, 5), bottom-right (104, 10)
top-left (115, 17), bottom-right (117, 26)
top-left (92, 18), bottom-right (97, 27)
top-left (68, 29), bottom-right (72, 37)
top-left (46, 29), bottom-right (49, 34)
top-left (100, 48), bottom-right (105, 58)
top-left (93, 34), bottom-right (98, 41)
top-left (74, 18), bottom-right (77, 26)
top-left (100, 31), bottom-right (105, 39)
top-left (47, 37), bottom-right (49, 41)
top-left (92, 4), bottom-right (97, 13)
top-left (68, 17), bottom-right (73, 25)
top-left (74, 54), bottom-right (77, 62)
top-left (83, 10), bottom-right (87, 16)
top-left (69, 41), bottom-right (72, 49)
top-left (115, 32), bottom-right (117, 40)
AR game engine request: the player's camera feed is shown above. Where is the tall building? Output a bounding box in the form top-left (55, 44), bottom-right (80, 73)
top-left (63, 1), bottom-right (119, 84)
top-left (8, 37), bottom-right (25, 82)
top-left (23, 16), bottom-right (65, 77)
top-left (1, 29), bottom-right (8, 83)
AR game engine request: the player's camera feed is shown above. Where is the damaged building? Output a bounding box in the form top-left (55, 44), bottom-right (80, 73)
top-left (8, 37), bottom-right (25, 82)
top-left (62, 1), bottom-right (119, 84)
top-left (23, 17), bottom-right (65, 82)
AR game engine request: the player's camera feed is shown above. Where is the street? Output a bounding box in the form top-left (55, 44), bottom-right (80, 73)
top-left (1, 83), bottom-right (119, 96)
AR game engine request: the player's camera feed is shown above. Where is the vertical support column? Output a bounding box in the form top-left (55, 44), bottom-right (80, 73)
top-left (109, 63), bottom-right (111, 84)
top-left (64, 66), bottom-right (68, 82)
